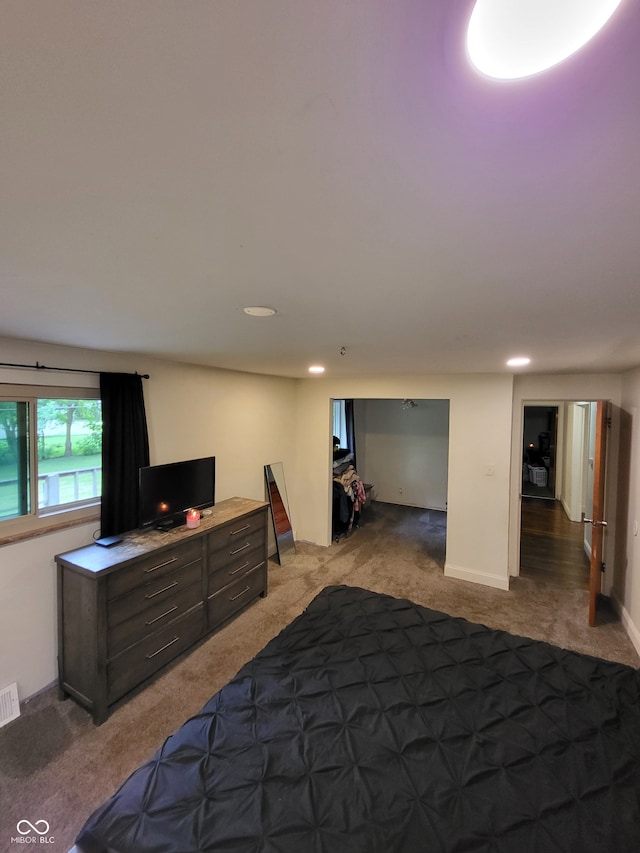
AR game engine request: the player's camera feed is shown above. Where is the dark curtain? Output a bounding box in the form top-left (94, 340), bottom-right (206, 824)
top-left (100, 373), bottom-right (150, 537)
top-left (345, 399), bottom-right (357, 468)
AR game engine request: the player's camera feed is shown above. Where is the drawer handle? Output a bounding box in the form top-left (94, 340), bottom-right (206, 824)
top-left (146, 605), bottom-right (178, 626)
top-left (230, 542), bottom-right (250, 555)
top-left (230, 524), bottom-right (251, 535)
top-left (229, 561), bottom-right (250, 576)
top-left (145, 556), bottom-right (178, 574)
top-left (230, 586), bottom-right (250, 602)
top-left (146, 636), bottom-right (179, 659)
top-left (145, 581), bottom-right (178, 599)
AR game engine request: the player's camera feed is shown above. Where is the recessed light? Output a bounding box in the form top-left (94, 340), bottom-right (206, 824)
top-left (308, 365), bottom-right (325, 374)
top-left (466, 0), bottom-right (624, 80)
top-left (507, 356), bottom-right (531, 367)
top-left (243, 306), bottom-right (276, 317)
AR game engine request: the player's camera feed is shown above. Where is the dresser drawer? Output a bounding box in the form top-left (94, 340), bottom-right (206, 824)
top-left (108, 575), bottom-right (203, 658)
top-left (108, 559), bottom-right (202, 628)
top-left (209, 546), bottom-right (265, 594)
top-left (106, 539), bottom-right (202, 601)
top-left (208, 512), bottom-right (265, 559)
top-left (107, 605), bottom-right (205, 704)
top-left (207, 563), bottom-right (266, 629)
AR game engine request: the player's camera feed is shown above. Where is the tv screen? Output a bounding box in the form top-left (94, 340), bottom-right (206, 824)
top-left (139, 456), bottom-right (215, 530)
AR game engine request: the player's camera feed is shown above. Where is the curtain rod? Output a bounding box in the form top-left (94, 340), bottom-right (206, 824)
top-left (0, 360), bottom-right (150, 379)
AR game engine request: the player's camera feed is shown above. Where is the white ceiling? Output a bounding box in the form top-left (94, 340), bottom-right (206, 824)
top-left (2, 1), bottom-right (640, 379)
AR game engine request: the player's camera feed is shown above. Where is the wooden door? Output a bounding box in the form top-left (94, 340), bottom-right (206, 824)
top-left (587, 401), bottom-right (609, 627)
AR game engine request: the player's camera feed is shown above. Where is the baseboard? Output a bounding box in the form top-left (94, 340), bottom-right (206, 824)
top-left (610, 589), bottom-right (640, 658)
top-left (23, 678), bottom-right (58, 706)
top-left (444, 562), bottom-right (510, 591)
top-left (560, 496), bottom-right (572, 520)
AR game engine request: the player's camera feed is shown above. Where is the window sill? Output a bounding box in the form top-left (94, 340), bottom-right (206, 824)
top-left (0, 511), bottom-right (100, 548)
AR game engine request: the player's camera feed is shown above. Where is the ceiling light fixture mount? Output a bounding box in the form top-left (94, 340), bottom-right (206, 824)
top-left (243, 306), bottom-right (276, 317)
top-left (507, 356), bottom-right (531, 367)
top-left (308, 365), bottom-right (325, 374)
top-left (466, 0), bottom-right (624, 80)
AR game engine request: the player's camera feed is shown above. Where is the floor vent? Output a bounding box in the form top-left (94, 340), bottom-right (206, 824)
top-left (0, 682), bottom-right (20, 728)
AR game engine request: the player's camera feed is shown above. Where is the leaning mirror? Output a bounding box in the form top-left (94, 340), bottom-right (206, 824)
top-left (264, 463), bottom-right (295, 564)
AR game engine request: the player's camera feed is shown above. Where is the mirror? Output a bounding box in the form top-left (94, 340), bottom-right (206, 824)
top-left (264, 463), bottom-right (296, 564)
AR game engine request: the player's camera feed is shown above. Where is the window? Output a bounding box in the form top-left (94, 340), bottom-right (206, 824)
top-left (333, 400), bottom-right (348, 449)
top-left (0, 385), bottom-right (102, 537)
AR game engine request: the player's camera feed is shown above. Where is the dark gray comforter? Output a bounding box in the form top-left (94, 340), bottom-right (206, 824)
top-left (75, 585), bottom-right (640, 852)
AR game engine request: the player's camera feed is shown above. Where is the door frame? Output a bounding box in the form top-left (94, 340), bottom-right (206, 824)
top-left (511, 399), bottom-right (612, 592)
top-left (587, 401), bottom-right (609, 625)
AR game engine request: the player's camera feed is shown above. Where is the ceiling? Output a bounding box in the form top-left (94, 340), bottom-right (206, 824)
top-left (2, 1), bottom-right (640, 379)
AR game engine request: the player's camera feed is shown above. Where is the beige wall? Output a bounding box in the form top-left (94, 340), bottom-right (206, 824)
top-left (0, 337), bottom-right (297, 700)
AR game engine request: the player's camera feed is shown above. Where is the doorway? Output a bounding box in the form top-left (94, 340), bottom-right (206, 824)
top-left (521, 405), bottom-right (557, 500)
top-left (519, 401), bottom-right (597, 590)
top-left (331, 398), bottom-right (450, 554)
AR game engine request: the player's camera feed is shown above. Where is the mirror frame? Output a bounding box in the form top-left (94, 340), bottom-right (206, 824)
top-left (264, 463), bottom-right (295, 564)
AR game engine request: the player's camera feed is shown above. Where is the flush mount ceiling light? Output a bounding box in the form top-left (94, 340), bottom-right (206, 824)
top-left (243, 306), bottom-right (276, 317)
top-left (507, 356), bottom-right (531, 367)
top-left (308, 365), bottom-right (325, 374)
top-left (466, 0), bottom-right (624, 80)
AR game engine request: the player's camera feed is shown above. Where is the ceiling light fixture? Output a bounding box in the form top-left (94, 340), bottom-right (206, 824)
top-left (466, 0), bottom-right (624, 80)
top-left (507, 356), bottom-right (531, 367)
top-left (243, 306), bottom-right (276, 317)
top-left (308, 365), bottom-right (325, 374)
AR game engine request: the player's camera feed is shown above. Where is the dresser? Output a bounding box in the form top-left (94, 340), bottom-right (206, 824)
top-left (56, 497), bottom-right (268, 724)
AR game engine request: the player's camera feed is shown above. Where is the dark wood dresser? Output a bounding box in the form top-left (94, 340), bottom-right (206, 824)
top-left (55, 497), bottom-right (268, 724)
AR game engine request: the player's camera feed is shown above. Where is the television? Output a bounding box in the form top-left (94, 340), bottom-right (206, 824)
top-left (139, 456), bottom-right (216, 531)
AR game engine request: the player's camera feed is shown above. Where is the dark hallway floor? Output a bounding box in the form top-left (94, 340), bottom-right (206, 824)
top-left (520, 497), bottom-right (589, 590)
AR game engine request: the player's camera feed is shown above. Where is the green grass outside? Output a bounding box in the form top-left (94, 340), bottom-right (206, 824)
top-left (0, 437), bottom-right (102, 518)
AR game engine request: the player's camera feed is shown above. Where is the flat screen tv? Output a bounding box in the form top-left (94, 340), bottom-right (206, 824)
top-left (139, 456), bottom-right (215, 530)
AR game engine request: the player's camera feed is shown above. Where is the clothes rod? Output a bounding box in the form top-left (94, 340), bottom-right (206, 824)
top-left (0, 360), bottom-right (149, 379)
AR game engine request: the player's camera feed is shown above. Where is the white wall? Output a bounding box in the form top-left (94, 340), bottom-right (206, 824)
top-left (353, 398), bottom-right (449, 511)
top-left (0, 337), bottom-right (297, 701)
top-left (292, 374), bottom-right (514, 590)
top-left (561, 403), bottom-right (587, 523)
top-left (615, 367), bottom-right (640, 654)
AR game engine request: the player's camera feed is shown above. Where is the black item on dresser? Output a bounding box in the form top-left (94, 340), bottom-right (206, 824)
top-left (56, 497), bottom-right (268, 725)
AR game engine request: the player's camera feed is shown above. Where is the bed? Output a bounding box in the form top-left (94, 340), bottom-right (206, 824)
top-left (73, 585), bottom-right (640, 853)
